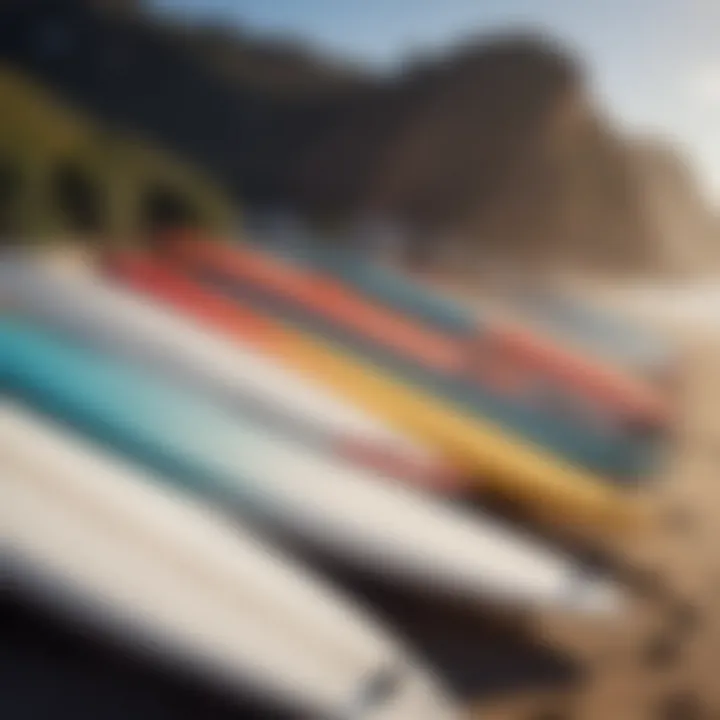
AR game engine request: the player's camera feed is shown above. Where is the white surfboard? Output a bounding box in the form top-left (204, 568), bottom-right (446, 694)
top-left (1, 403), bottom-right (458, 720)
top-left (0, 251), bottom-right (455, 489)
top-left (4, 321), bottom-right (624, 616)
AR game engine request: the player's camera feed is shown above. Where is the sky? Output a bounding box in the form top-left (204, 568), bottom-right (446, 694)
top-left (150, 0), bottom-right (720, 203)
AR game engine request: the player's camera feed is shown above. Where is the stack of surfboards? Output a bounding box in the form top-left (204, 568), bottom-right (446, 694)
top-left (104, 251), bottom-right (639, 529)
top-left (2, 248), bottom-right (642, 717)
top-left (162, 239), bottom-right (667, 485)
top-left (3, 312), bottom-right (622, 613)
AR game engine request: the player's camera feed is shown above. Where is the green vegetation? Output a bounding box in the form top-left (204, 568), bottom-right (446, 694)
top-left (0, 64), bottom-right (234, 244)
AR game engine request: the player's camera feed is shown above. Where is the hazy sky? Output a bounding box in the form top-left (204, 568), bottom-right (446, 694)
top-left (150, 0), bottom-right (720, 202)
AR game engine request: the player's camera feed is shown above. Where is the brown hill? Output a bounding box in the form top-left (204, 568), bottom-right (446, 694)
top-left (290, 37), bottom-right (718, 278)
top-left (0, 0), bottom-right (715, 276)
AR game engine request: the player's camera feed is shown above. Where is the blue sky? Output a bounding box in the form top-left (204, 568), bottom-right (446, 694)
top-left (150, 0), bottom-right (720, 202)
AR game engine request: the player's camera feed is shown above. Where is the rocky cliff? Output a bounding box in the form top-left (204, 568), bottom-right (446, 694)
top-left (0, 0), bottom-right (714, 276)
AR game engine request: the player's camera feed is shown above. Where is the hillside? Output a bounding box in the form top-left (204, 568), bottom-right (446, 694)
top-left (0, 0), bottom-right (715, 275)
